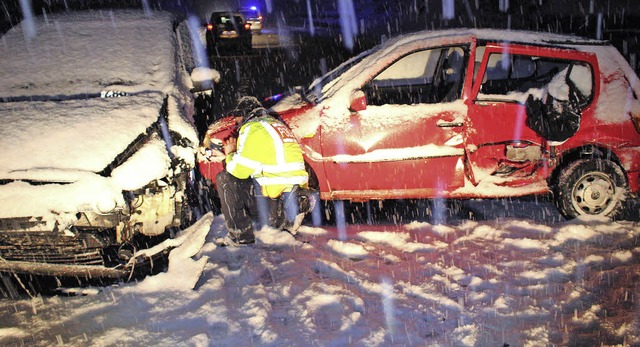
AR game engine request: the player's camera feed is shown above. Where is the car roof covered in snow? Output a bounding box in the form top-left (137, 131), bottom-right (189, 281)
top-left (378, 28), bottom-right (606, 51)
top-left (0, 9), bottom-right (180, 98)
top-left (0, 92), bottom-right (167, 179)
top-left (0, 9), bottom-right (192, 180)
top-left (455, 28), bottom-right (604, 45)
top-left (314, 28), bottom-right (621, 104)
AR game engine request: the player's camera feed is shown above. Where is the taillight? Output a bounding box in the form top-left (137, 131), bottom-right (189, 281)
top-left (244, 23), bottom-right (251, 30)
top-left (206, 23), bottom-right (214, 31)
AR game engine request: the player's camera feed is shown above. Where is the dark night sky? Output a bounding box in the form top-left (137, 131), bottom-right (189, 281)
top-left (2, 0), bottom-right (639, 69)
top-left (3, 0), bottom-right (639, 31)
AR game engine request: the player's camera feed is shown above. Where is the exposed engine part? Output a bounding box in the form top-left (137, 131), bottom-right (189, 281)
top-left (117, 243), bottom-right (136, 262)
top-left (115, 221), bottom-right (128, 244)
top-left (128, 184), bottom-right (177, 236)
top-left (506, 145), bottom-right (541, 162)
top-left (75, 209), bottom-right (125, 229)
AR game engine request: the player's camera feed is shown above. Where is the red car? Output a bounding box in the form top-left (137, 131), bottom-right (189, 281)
top-left (200, 29), bottom-right (640, 219)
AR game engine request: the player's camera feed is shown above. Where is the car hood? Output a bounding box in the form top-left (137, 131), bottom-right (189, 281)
top-left (0, 10), bottom-right (178, 98)
top-left (0, 92), bottom-right (166, 181)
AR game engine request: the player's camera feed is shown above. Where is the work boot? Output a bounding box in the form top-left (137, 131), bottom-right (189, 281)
top-left (297, 188), bottom-right (317, 214)
top-left (284, 188), bottom-right (317, 235)
top-left (226, 227), bottom-right (255, 245)
top-left (215, 235), bottom-right (255, 247)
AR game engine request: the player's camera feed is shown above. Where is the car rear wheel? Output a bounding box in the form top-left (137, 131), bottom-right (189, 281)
top-left (554, 158), bottom-right (628, 219)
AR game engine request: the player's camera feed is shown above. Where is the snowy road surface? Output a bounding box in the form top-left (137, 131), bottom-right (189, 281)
top-left (0, 198), bottom-right (639, 346)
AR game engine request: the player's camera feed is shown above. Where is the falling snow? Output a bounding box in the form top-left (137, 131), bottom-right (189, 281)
top-left (1, 1), bottom-right (640, 346)
top-left (1, 201), bottom-right (639, 346)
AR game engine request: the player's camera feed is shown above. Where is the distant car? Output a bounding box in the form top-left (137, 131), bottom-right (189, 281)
top-left (238, 6), bottom-right (263, 34)
top-left (200, 28), bottom-right (640, 220)
top-left (0, 10), bottom-right (217, 280)
top-left (205, 11), bottom-right (252, 53)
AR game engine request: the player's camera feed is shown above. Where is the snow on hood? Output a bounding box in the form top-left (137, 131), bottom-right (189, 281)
top-left (0, 9), bottom-right (200, 223)
top-left (0, 10), bottom-right (178, 98)
top-left (0, 92), bottom-right (174, 222)
top-left (0, 9), bottom-right (200, 178)
top-left (0, 93), bottom-right (165, 179)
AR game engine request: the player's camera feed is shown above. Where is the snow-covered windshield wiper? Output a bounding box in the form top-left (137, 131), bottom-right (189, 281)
top-left (294, 85), bottom-right (313, 104)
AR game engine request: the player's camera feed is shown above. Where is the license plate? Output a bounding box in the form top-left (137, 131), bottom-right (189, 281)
top-left (221, 30), bottom-right (238, 38)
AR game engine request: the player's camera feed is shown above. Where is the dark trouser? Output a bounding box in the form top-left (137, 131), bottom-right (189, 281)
top-left (216, 171), bottom-right (312, 241)
top-left (215, 170), bottom-right (257, 243)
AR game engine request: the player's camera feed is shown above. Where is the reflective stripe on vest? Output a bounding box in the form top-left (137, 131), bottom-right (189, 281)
top-left (227, 119), bottom-right (306, 182)
top-left (255, 175), bottom-right (309, 186)
top-left (232, 155), bottom-right (305, 174)
top-left (261, 120), bottom-right (286, 164)
top-left (230, 155), bottom-right (262, 174)
top-left (225, 124), bottom-right (253, 174)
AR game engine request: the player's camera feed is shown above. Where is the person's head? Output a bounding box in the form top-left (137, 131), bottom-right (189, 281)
top-left (228, 96), bottom-right (264, 125)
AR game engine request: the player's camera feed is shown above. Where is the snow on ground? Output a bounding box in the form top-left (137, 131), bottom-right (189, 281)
top-left (0, 198), bottom-right (639, 346)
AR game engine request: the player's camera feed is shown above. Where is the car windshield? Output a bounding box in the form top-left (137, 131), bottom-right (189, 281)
top-left (303, 47), bottom-right (376, 103)
top-left (212, 13), bottom-right (243, 29)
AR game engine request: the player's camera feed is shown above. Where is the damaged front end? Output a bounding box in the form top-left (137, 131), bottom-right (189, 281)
top-left (0, 107), bottom-right (198, 281)
top-left (0, 182), bottom-right (190, 279)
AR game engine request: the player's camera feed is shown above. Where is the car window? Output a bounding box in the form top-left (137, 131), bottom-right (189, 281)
top-left (478, 53), bottom-right (594, 102)
top-left (374, 50), bottom-right (439, 84)
top-left (363, 45), bottom-right (467, 105)
top-left (473, 46), bottom-right (486, 81)
top-left (212, 13), bottom-right (244, 28)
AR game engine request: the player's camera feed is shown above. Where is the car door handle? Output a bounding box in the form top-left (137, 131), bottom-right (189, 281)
top-left (437, 122), bottom-right (464, 128)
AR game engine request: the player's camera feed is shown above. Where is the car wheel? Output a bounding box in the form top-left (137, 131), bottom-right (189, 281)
top-left (554, 158), bottom-right (628, 219)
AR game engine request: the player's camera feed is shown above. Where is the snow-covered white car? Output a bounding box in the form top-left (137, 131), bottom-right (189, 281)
top-left (201, 29), bottom-right (640, 220)
top-left (0, 10), bottom-right (216, 280)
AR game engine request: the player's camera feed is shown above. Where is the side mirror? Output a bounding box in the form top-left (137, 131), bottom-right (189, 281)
top-left (190, 67), bottom-right (221, 93)
top-left (349, 90), bottom-right (367, 112)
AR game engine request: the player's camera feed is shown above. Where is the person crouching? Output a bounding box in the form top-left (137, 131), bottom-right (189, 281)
top-left (215, 96), bottom-right (313, 245)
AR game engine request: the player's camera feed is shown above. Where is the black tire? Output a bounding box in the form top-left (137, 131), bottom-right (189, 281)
top-left (554, 158), bottom-right (628, 219)
top-left (243, 42), bottom-right (252, 54)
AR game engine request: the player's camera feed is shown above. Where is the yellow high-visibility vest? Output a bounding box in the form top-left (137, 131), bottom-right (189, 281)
top-left (226, 116), bottom-right (308, 198)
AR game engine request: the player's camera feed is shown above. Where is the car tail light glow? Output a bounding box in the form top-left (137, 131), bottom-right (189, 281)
top-left (244, 23), bottom-right (251, 30)
top-left (206, 23), bottom-right (214, 31)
